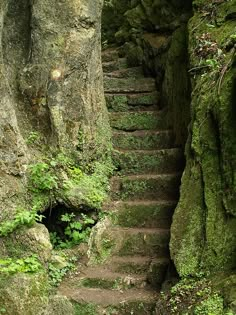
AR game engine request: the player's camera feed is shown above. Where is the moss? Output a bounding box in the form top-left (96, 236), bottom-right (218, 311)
top-left (74, 303), bottom-right (98, 315)
top-left (109, 110), bottom-right (168, 131)
top-left (110, 201), bottom-right (174, 228)
top-left (0, 272), bottom-right (49, 315)
top-left (171, 1), bottom-right (236, 277)
top-left (117, 230), bottom-right (169, 257)
top-left (113, 148), bottom-right (183, 175)
top-left (105, 92), bottom-right (159, 112)
top-left (112, 174), bottom-right (180, 201)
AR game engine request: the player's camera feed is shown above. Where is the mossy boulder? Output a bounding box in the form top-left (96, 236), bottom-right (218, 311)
top-left (0, 273), bottom-right (48, 315)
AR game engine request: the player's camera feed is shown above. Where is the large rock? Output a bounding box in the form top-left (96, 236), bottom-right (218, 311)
top-left (170, 1), bottom-right (236, 276)
top-left (0, 0), bottom-right (110, 313)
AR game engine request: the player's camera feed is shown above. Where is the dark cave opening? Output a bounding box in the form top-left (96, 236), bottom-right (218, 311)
top-left (42, 204), bottom-right (97, 248)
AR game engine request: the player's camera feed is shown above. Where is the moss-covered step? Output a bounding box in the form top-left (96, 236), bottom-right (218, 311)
top-left (104, 77), bottom-right (156, 93)
top-left (109, 110), bottom-right (168, 131)
top-left (105, 92), bottom-right (160, 112)
top-left (102, 58), bottom-right (128, 72)
top-left (112, 130), bottom-right (174, 150)
top-left (66, 265), bottom-right (147, 290)
top-left (59, 286), bottom-right (158, 315)
top-left (104, 200), bottom-right (176, 228)
top-left (102, 227), bottom-right (170, 257)
top-left (109, 256), bottom-right (169, 283)
top-left (104, 66), bottom-right (143, 79)
top-left (113, 148), bottom-right (184, 175)
top-left (102, 48), bottom-right (119, 62)
top-left (111, 174), bottom-right (181, 201)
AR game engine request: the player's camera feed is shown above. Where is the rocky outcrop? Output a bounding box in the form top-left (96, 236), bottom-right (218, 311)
top-left (170, 0), bottom-right (236, 277)
top-left (0, 0), bottom-right (110, 314)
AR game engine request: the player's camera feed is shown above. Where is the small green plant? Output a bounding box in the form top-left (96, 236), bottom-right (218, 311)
top-left (0, 308), bottom-right (6, 314)
top-left (48, 256), bottom-right (76, 286)
top-left (28, 162), bottom-right (58, 192)
top-left (0, 206), bottom-right (44, 237)
top-left (26, 131), bottom-right (40, 145)
top-left (50, 212), bottom-right (95, 249)
top-left (0, 255), bottom-right (41, 274)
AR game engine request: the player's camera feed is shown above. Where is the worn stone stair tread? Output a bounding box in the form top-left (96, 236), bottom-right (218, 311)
top-left (102, 48), bottom-right (119, 62)
top-left (104, 67), bottom-right (144, 79)
top-left (111, 173), bottom-right (181, 181)
top-left (68, 265), bottom-right (147, 290)
top-left (110, 110), bottom-right (168, 131)
top-left (110, 226), bottom-right (169, 234)
top-left (104, 77), bottom-right (156, 93)
top-left (110, 256), bottom-right (169, 265)
top-left (105, 92), bottom-right (160, 113)
top-left (103, 200), bottom-right (176, 228)
top-left (113, 148), bottom-right (184, 175)
top-left (111, 173), bottom-right (181, 201)
top-left (105, 200), bottom-right (177, 207)
top-left (59, 286), bottom-right (159, 306)
top-left (102, 58), bottom-right (128, 72)
top-left (112, 129), bottom-right (174, 149)
top-left (113, 129), bottom-right (172, 136)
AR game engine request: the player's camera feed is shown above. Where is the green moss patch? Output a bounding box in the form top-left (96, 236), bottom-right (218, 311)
top-left (112, 130), bottom-right (174, 150)
top-left (109, 110), bottom-right (168, 131)
top-left (113, 148), bottom-right (184, 175)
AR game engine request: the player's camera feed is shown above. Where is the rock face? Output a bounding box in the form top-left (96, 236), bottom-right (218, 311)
top-left (170, 0), bottom-right (236, 277)
top-left (0, 0), bottom-right (109, 215)
top-left (0, 0), bottom-right (109, 314)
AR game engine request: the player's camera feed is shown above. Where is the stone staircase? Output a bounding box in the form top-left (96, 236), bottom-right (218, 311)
top-left (59, 48), bottom-right (183, 314)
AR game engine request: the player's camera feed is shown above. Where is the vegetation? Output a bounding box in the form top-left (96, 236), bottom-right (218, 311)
top-left (48, 256), bottom-right (77, 287)
top-left (0, 206), bottom-right (44, 237)
top-left (0, 255), bottom-right (41, 274)
top-left (50, 212), bottom-right (95, 249)
top-left (158, 278), bottom-right (233, 314)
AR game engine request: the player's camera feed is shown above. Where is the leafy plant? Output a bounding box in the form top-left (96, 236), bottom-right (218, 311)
top-left (48, 256), bottom-right (76, 286)
top-left (0, 207), bottom-right (44, 237)
top-left (28, 162), bottom-right (58, 192)
top-left (26, 131), bottom-right (40, 145)
top-left (0, 255), bottom-right (41, 274)
top-left (50, 212), bottom-right (95, 249)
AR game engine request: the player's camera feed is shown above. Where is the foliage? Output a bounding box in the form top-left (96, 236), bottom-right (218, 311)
top-left (48, 256), bottom-right (77, 287)
top-left (0, 205), bottom-right (44, 237)
top-left (0, 255), bottom-right (41, 274)
top-left (158, 278), bottom-right (231, 314)
top-left (28, 162), bottom-right (58, 192)
top-left (26, 131), bottom-right (41, 145)
top-left (74, 303), bottom-right (97, 315)
top-left (50, 212), bottom-right (95, 249)
top-left (28, 154), bottom-right (113, 209)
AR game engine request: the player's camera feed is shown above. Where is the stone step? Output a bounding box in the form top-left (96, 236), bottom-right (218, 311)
top-left (109, 256), bottom-right (169, 288)
top-left (104, 77), bottom-right (156, 93)
top-left (67, 265), bottom-right (148, 291)
top-left (111, 174), bottom-right (181, 201)
top-left (110, 110), bottom-right (168, 131)
top-left (103, 200), bottom-right (176, 228)
top-left (102, 48), bottom-right (119, 62)
top-left (105, 92), bottom-right (160, 112)
top-left (103, 58), bottom-right (128, 72)
top-left (102, 227), bottom-right (170, 257)
top-left (113, 148), bottom-right (184, 175)
top-left (59, 286), bottom-right (158, 314)
top-left (112, 130), bottom-right (174, 150)
top-left (104, 67), bottom-right (143, 79)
